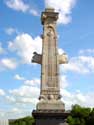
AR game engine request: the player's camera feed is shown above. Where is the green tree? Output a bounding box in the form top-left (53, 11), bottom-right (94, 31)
top-left (67, 116), bottom-right (75, 125)
top-left (9, 116), bottom-right (35, 125)
top-left (67, 104), bottom-right (92, 125)
top-left (86, 108), bottom-right (94, 125)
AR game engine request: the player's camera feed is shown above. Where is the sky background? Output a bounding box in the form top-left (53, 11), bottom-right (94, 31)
top-left (0, 0), bottom-right (94, 119)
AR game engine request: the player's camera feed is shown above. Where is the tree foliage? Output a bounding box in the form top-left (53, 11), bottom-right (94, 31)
top-left (67, 104), bottom-right (94, 125)
top-left (9, 116), bottom-right (35, 125)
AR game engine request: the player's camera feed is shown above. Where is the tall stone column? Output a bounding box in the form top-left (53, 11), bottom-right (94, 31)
top-left (32, 8), bottom-right (68, 111)
top-left (41, 8), bottom-right (60, 100)
top-left (32, 8), bottom-right (69, 125)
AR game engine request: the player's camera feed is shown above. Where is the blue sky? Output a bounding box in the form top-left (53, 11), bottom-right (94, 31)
top-left (0, 0), bottom-right (94, 119)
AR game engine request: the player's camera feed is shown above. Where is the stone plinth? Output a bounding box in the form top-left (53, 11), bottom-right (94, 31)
top-left (32, 110), bottom-right (70, 125)
top-left (37, 100), bottom-right (65, 111)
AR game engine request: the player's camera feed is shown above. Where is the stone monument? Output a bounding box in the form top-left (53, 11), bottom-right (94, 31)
top-left (0, 119), bottom-right (9, 125)
top-left (32, 8), bottom-right (69, 125)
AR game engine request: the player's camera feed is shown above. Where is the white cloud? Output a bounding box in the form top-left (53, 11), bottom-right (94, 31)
top-left (5, 27), bottom-right (17, 35)
top-left (1, 58), bottom-right (17, 70)
top-left (6, 95), bottom-right (16, 103)
top-left (45, 0), bottom-right (77, 24)
top-left (5, 0), bottom-right (29, 12)
top-left (60, 75), bottom-right (69, 89)
top-left (5, 0), bottom-right (39, 16)
top-left (8, 33), bottom-right (42, 64)
top-left (0, 43), bottom-right (5, 54)
top-left (61, 89), bottom-right (94, 109)
top-left (0, 89), bottom-right (5, 96)
top-left (0, 108), bottom-right (30, 119)
top-left (24, 78), bottom-right (40, 87)
top-left (79, 49), bottom-right (94, 55)
top-left (1, 86), bottom-right (38, 119)
top-left (3, 78), bottom-right (40, 117)
top-left (30, 9), bottom-right (39, 16)
top-left (9, 85), bottom-right (39, 99)
top-left (61, 55), bottom-right (94, 74)
top-left (14, 74), bottom-right (25, 80)
top-left (58, 48), bottom-right (65, 54)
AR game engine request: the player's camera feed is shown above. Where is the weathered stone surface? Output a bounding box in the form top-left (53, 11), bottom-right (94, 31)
top-left (32, 110), bottom-right (69, 125)
top-left (37, 100), bottom-right (65, 110)
top-left (32, 8), bottom-right (69, 125)
top-left (32, 8), bottom-right (68, 111)
top-left (58, 54), bottom-right (68, 64)
top-left (32, 52), bottom-right (42, 64)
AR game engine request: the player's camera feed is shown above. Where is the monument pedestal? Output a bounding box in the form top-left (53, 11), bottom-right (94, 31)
top-left (36, 100), bottom-right (65, 110)
top-left (32, 110), bottom-right (70, 125)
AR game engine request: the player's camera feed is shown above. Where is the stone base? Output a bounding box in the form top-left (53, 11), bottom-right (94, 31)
top-left (36, 100), bottom-right (65, 111)
top-left (32, 110), bottom-right (70, 125)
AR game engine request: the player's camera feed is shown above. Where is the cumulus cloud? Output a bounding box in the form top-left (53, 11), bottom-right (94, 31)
top-left (0, 58), bottom-right (18, 70)
top-left (30, 9), bottom-right (39, 16)
top-left (5, 27), bottom-right (17, 35)
top-left (79, 49), bottom-right (94, 55)
top-left (9, 85), bottom-right (39, 100)
top-left (0, 89), bottom-right (5, 96)
top-left (8, 33), bottom-right (42, 64)
top-left (0, 108), bottom-right (30, 119)
top-left (61, 89), bottom-right (94, 109)
top-left (14, 74), bottom-right (25, 80)
top-left (60, 75), bottom-right (69, 89)
top-left (6, 95), bottom-right (16, 103)
top-left (9, 108), bottom-right (30, 118)
top-left (45, 0), bottom-right (77, 24)
top-left (61, 49), bottom-right (94, 74)
top-left (0, 77), bottom-right (38, 119)
top-left (58, 48), bottom-right (65, 54)
top-left (5, 0), bottom-right (77, 19)
top-left (61, 55), bottom-right (94, 74)
top-left (2, 78), bottom-right (39, 118)
top-left (0, 43), bottom-right (5, 54)
top-left (5, 0), bottom-right (39, 16)
top-left (24, 78), bottom-right (40, 87)
top-left (5, 0), bottom-right (29, 12)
